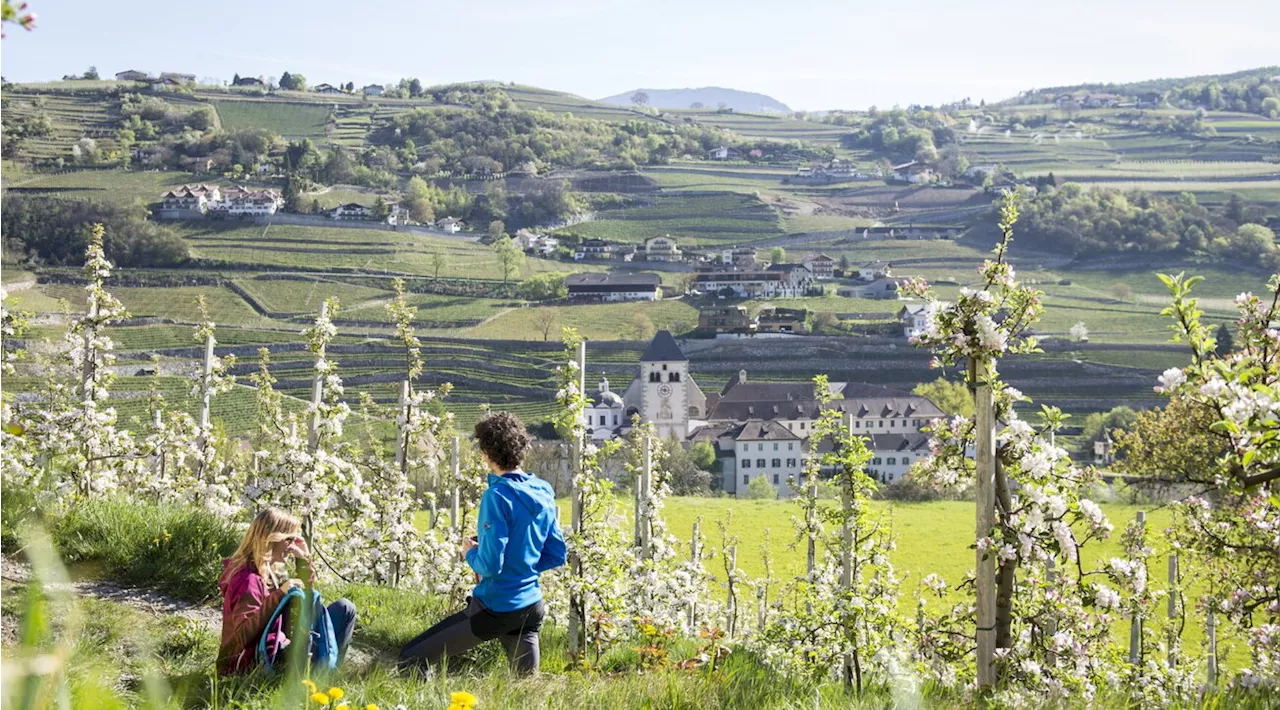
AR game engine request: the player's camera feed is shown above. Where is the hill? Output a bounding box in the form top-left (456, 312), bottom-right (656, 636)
top-left (599, 87), bottom-right (791, 113)
top-left (1018, 65), bottom-right (1279, 98)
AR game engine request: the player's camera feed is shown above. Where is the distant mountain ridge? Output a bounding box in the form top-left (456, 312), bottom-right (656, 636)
top-left (1008, 66), bottom-right (1280, 101)
top-left (598, 87), bottom-right (791, 113)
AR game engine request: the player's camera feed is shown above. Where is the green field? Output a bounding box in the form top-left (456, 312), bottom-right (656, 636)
top-left (468, 300), bottom-right (699, 340)
top-left (562, 192), bottom-right (783, 246)
top-left (2, 169), bottom-right (198, 206)
top-left (211, 100), bottom-right (331, 137)
top-left (233, 277), bottom-right (391, 314)
top-left (34, 284), bottom-right (265, 325)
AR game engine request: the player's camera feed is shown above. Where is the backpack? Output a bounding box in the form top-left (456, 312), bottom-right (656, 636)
top-left (255, 587), bottom-right (339, 673)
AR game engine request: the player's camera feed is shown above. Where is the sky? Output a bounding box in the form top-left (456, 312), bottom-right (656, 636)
top-left (2, 0), bottom-right (1277, 110)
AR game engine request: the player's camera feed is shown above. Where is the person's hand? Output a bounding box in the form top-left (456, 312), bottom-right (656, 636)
top-left (281, 577), bottom-right (305, 592)
top-left (285, 536), bottom-right (310, 561)
top-left (461, 535), bottom-right (478, 559)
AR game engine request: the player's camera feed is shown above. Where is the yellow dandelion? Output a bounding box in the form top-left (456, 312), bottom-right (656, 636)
top-left (335, 705), bottom-right (349, 710)
top-left (450, 691), bottom-right (478, 706)
top-left (302, 679), bottom-right (317, 693)
top-left (310, 692), bottom-right (330, 705)
top-left (365, 705), bottom-right (379, 710)
top-left (327, 688), bottom-right (344, 701)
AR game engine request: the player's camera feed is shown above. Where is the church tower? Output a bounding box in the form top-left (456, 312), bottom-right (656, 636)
top-left (638, 330), bottom-right (689, 439)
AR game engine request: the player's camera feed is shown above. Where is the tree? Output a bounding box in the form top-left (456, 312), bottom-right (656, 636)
top-left (531, 307), bottom-right (560, 342)
top-left (408, 78), bottom-right (423, 97)
top-left (404, 176), bottom-right (436, 224)
top-left (1214, 322), bottom-right (1234, 357)
top-left (279, 72), bottom-right (307, 91)
top-left (630, 91), bottom-right (649, 107)
top-left (84, 66), bottom-right (99, 80)
top-left (487, 220), bottom-right (506, 239)
top-left (518, 273), bottom-right (567, 301)
top-left (911, 377), bottom-right (973, 417)
top-left (1069, 321), bottom-right (1089, 342)
top-left (768, 246), bottom-right (786, 264)
top-left (838, 254), bottom-right (851, 274)
top-left (344, 81), bottom-right (354, 92)
top-left (689, 440), bottom-right (716, 470)
top-left (664, 440), bottom-right (713, 495)
top-left (1226, 223), bottom-right (1278, 263)
top-left (744, 475), bottom-right (777, 500)
top-left (492, 235), bottom-right (524, 284)
top-left (282, 173), bottom-right (304, 212)
top-left (1110, 282), bottom-right (1132, 302)
top-left (628, 313), bottom-right (655, 341)
top-left (429, 247), bottom-right (447, 280)
top-left (1081, 405), bottom-right (1136, 442)
top-left (371, 196), bottom-right (390, 221)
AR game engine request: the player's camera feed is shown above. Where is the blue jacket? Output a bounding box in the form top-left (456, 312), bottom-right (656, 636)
top-left (465, 471), bottom-right (566, 612)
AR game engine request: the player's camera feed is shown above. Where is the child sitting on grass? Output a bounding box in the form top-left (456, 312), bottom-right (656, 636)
top-left (217, 507), bottom-right (357, 674)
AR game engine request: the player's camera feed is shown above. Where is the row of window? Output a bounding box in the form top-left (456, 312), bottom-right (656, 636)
top-left (740, 442), bottom-right (797, 452)
top-left (870, 457), bottom-right (910, 466)
top-left (648, 372), bottom-right (682, 382)
top-left (851, 419), bottom-right (924, 429)
top-left (740, 458), bottom-right (798, 469)
top-left (743, 474), bottom-right (783, 485)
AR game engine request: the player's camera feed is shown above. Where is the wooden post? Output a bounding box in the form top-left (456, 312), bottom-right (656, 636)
top-left (567, 339), bottom-right (587, 656)
top-left (450, 436), bottom-right (461, 531)
top-left (639, 432), bottom-right (653, 557)
top-left (395, 380), bottom-right (410, 476)
top-left (726, 544), bottom-right (738, 639)
top-left (688, 519), bottom-right (701, 631)
top-left (806, 455), bottom-right (817, 616)
top-left (151, 409), bottom-right (165, 480)
top-left (307, 301), bottom-right (328, 451)
top-left (841, 413), bottom-right (855, 687)
top-left (971, 356), bottom-right (997, 689)
top-left (1128, 511), bottom-right (1146, 665)
top-left (1206, 606), bottom-right (1218, 687)
top-left (1167, 553), bottom-right (1179, 667)
top-left (195, 331), bottom-right (216, 477)
top-left (80, 297), bottom-right (99, 496)
top-left (756, 585), bottom-right (766, 631)
top-left (1045, 558), bottom-right (1058, 667)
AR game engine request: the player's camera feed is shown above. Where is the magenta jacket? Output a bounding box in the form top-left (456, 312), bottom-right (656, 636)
top-left (217, 558), bottom-right (286, 675)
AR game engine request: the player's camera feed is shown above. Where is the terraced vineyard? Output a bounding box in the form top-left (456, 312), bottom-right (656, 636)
top-left (562, 191), bottom-right (783, 245)
top-left (211, 99), bottom-right (332, 137)
top-left (2, 88), bottom-right (123, 160)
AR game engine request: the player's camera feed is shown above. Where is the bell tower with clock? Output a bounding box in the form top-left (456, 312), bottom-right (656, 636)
top-left (638, 330), bottom-right (690, 439)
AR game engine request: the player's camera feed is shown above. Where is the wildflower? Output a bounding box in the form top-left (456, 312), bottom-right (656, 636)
top-left (310, 692), bottom-right (331, 705)
top-left (449, 691), bottom-right (478, 709)
top-left (336, 706), bottom-right (349, 710)
top-left (366, 706), bottom-right (379, 710)
top-left (302, 679), bottom-right (317, 693)
top-left (328, 688), bottom-right (345, 701)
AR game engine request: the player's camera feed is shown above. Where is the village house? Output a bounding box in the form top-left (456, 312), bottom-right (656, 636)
top-left (802, 253), bottom-right (836, 280)
top-left (435, 217), bottom-right (464, 233)
top-left (514, 230), bottom-right (559, 255)
top-left (209, 187), bottom-right (283, 218)
top-left (313, 83), bottom-right (345, 94)
top-left (564, 272), bottom-right (661, 302)
top-left (180, 156), bottom-right (215, 174)
top-left (574, 238), bottom-right (614, 260)
top-left (891, 161), bottom-right (935, 184)
top-left (156, 184), bottom-right (221, 218)
top-left (640, 235), bottom-right (682, 262)
top-left (115, 70), bottom-right (150, 82)
top-left (849, 261), bottom-right (892, 282)
top-left (362, 84), bottom-right (385, 96)
top-left (159, 72), bottom-right (196, 84)
top-left (692, 263), bottom-right (815, 299)
top-left (706, 146), bottom-right (735, 160)
top-left (720, 247), bottom-right (758, 267)
top-left (755, 306), bottom-right (808, 335)
top-left (898, 302), bottom-right (939, 338)
top-left (837, 278), bottom-right (900, 300)
top-left (330, 203), bottom-right (371, 220)
top-left (1083, 93), bottom-right (1121, 109)
top-left (696, 305), bottom-right (755, 336)
top-left (583, 377), bottom-right (628, 441)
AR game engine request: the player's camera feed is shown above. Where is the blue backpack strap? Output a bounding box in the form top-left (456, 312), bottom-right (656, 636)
top-left (308, 589), bottom-right (339, 670)
top-left (255, 586), bottom-right (303, 674)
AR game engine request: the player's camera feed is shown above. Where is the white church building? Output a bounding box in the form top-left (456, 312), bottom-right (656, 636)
top-left (582, 330), bottom-right (944, 497)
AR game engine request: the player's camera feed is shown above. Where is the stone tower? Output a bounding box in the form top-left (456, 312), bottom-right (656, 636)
top-left (638, 330), bottom-right (689, 439)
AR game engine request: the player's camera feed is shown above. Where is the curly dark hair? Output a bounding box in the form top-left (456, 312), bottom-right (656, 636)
top-left (473, 411), bottom-right (530, 471)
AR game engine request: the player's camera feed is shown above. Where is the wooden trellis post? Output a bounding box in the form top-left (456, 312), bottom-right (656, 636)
top-left (688, 519), bottom-right (701, 631)
top-left (198, 332), bottom-right (215, 432)
top-left (1128, 511), bottom-right (1146, 665)
top-left (151, 409), bottom-right (165, 479)
top-left (1206, 606), bottom-right (1218, 687)
top-left (971, 356), bottom-right (997, 688)
top-left (395, 380), bottom-right (410, 476)
top-left (80, 297), bottom-right (99, 496)
top-left (1167, 553), bottom-right (1179, 667)
top-left (725, 544), bottom-right (738, 639)
top-left (1045, 558), bottom-right (1058, 667)
top-left (841, 413), bottom-right (856, 687)
top-left (638, 432), bottom-right (653, 557)
top-left (450, 435), bottom-right (461, 531)
top-left (567, 339), bottom-right (587, 656)
top-left (307, 301), bottom-right (328, 451)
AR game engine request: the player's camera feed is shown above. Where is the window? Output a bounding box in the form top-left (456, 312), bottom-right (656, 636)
top-left (742, 459), bottom-right (751, 469)
top-left (855, 421), bottom-right (861, 428)
top-left (914, 419), bottom-right (922, 427)
top-left (902, 456), bottom-right (910, 465)
top-left (887, 457), bottom-right (896, 465)
top-left (799, 422), bottom-right (806, 430)
top-left (612, 414), bottom-right (618, 426)
top-left (878, 421), bottom-right (884, 428)
top-left (771, 458), bottom-right (781, 468)
top-left (773, 443), bottom-right (779, 451)
top-left (786, 458), bottom-right (797, 467)
top-left (773, 474), bottom-right (779, 484)
top-left (649, 372), bottom-right (661, 382)
top-left (669, 372), bottom-right (681, 382)
top-left (758, 443), bottom-right (764, 452)
top-left (599, 415), bottom-right (606, 425)
top-left (662, 364), bottom-right (668, 371)
top-left (756, 459), bottom-right (766, 468)
top-left (873, 458), bottom-right (882, 465)
top-left (787, 442), bottom-right (794, 451)
top-left (743, 474), bottom-right (749, 485)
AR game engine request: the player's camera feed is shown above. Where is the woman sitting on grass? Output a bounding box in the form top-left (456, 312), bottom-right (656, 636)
top-left (217, 507), bottom-right (357, 675)
top-left (398, 411), bottom-right (566, 676)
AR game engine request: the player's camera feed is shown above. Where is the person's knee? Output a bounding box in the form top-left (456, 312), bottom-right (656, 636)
top-left (332, 598), bottom-right (356, 621)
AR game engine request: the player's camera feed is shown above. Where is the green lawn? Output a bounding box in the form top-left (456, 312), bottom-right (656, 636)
top-left (234, 277), bottom-right (391, 314)
top-left (2, 170), bottom-right (199, 206)
top-left (35, 284), bottom-right (264, 325)
top-left (466, 300), bottom-right (699, 340)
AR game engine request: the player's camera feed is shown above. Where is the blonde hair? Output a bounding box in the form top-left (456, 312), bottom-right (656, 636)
top-left (227, 507), bottom-right (302, 587)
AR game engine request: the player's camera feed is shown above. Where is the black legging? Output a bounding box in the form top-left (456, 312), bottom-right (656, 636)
top-left (398, 596), bottom-right (545, 675)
